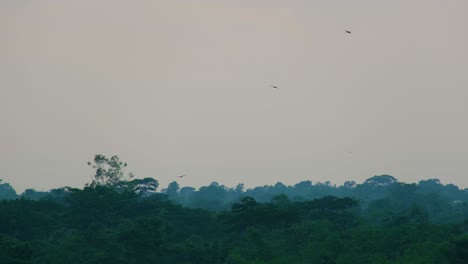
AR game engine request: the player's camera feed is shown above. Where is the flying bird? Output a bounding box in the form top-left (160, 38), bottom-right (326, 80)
top-left (271, 85), bottom-right (279, 89)
top-left (344, 30), bottom-right (352, 34)
top-left (176, 175), bottom-right (186, 178)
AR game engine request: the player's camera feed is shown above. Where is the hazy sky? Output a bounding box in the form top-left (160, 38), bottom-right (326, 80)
top-left (2, 0), bottom-right (467, 192)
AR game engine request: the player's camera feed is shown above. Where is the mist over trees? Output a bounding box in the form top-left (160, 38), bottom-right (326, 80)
top-left (0, 179), bottom-right (17, 200)
top-left (0, 155), bottom-right (467, 263)
top-left (4, 174), bottom-right (467, 225)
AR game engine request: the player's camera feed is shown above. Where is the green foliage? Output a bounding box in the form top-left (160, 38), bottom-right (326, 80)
top-left (0, 185), bottom-right (465, 263)
top-left (123, 177), bottom-right (159, 196)
top-left (21, 189), bottom-right (49, 200)
top-left (0, 198), bottom-right (63, 240)
top-left (164, 181), bottom-right (180, 198)
top-left (0, 234), bottom-right (47, 263)
top-left (188, 182), bottom-right (229, 210)
top-left (0, 179), bottom-right (17, 200)
top-left (63, 185), bottom-right (139, 229)
top-left (87, 154), bottom-right (133, 187)
top-left (1, 169), bottom-right (468, 263)
top-left (117, 217), bottom-right (169, 262)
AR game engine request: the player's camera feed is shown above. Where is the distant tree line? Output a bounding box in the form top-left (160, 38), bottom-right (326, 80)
top-left (0, 155), bottom-right (467, 263)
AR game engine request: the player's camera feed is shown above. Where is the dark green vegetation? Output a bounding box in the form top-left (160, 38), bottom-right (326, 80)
top-left (0, 155), bottom-right (467, 263)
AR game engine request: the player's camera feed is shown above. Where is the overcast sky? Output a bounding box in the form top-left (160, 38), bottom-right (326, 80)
top-left (1, 0), bottom-right (467, 192)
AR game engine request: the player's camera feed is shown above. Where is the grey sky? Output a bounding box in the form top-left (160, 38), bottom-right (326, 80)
top-left (1, 0), bottom-right (467, 193)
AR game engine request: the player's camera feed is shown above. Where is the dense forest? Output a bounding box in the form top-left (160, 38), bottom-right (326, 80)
top-left (1, 155), bottom-right (467, 263)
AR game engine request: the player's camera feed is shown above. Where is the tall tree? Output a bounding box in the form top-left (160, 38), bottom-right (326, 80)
top-left (87, 154), bottom-right (134, 187)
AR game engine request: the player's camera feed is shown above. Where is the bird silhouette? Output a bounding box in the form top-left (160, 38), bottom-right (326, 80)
top-left (344, 30), bottom-right (352, 34)
top-left (176, 175), bottom-right (185, 178)
top-left (271, 85), bottom-right (279, 89)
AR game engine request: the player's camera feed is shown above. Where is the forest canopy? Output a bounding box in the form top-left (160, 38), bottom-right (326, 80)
top-left (0, 155), bottom-right (467, 263)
